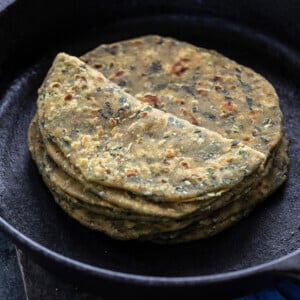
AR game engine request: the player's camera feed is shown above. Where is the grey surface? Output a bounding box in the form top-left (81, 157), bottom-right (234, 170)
top-left (16, 249), bottom-right (104, 300)
top-left (0, 232), bottom-right (25, 300)
top-left (0, 231), bottom-right (103, 300)
top-left (0, 0), bottom-right (14, 11)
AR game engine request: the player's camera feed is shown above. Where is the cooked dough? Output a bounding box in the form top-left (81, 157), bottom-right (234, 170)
top-left (82, 35), bottom-right (283, 157)
top-left (37, 53), bottom-right (265, 201)
top-left (28, 35), bottom-right (289, 243)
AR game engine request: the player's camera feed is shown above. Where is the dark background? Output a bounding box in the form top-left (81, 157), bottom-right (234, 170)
top-left (0, 232), bottom-right (24, 300)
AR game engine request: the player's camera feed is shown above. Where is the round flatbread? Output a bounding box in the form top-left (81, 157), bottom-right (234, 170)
top-left (27, 35), bottom-right (288, 243)
top-left (82, 35), bottom-right (283, 157)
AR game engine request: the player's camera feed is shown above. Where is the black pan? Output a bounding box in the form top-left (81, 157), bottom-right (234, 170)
top-left (1, 0), bottom-right (300, 298)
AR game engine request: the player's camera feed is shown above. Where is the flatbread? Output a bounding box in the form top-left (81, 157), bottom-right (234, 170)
top-left (29, 116), bottom-right (261, 221)
top-left (82, 35), bottom-right (283, 157)
top-left (28, 117), bottom-right (289, 240)
top-left (38, 119), bottom-right (273, 216)
top-left (27, 35), bottom-right (289, 243)
top-left (37, 53), bottom-right (265, 202)
top-left (149, 137), bottom-right (289, 243)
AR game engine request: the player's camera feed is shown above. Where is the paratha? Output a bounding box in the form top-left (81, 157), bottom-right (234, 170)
top-left (27, 35), bottom-right (289, 243)
top-left (29, 117), bottom-right (289, 240)
top-left (30, 109), bottom-right (269, 222)
top-left (37, 53), bottom-right (265, 202)
top-left (82, 35), bottom-right (283, 157)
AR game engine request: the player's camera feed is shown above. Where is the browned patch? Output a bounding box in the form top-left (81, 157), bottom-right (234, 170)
top-left (220, 101), bottom-right (234, 113)
top-left (173, 98), bottom-right (184, 105)
top-left (90, 109), bottom-right (99, 116)
top-left (115, 70), bottom-right (125, 77)
top-left (180, 57), bottom-right (190, 62)
top-left (75, 75), bottom-right (87, 82)
top-left (262, 86), bottom-right (271, 94)
top-left (91, 118), bottom-right (98, 125)
top-left (51, 83), bottom-right (60, 88)
top-left (215, 85), bottom-right (222, 92)
top-left (64, 93), bottom-right (73, 101)
top-left (99, 169), bottom-right (107, 176)
top-left (109, 44), bottom-right (118, 52)
top-left (125, 169), bottom-right (138, 176)
top-left (213, 75), bottom-right (223, 82)
top-left (109, 70), bottom-right (125, 80)
top-left (108, 118), bottom-right (118, 127)
top-left (197, 89), bottom-right (209, 96)
top-left (250, 109), bottom-right (259, 119)
top-left (93, 64), bottom-right (102, 69)
top-left (180, 161), bottom-right (189, 169)
top-left (71, 85), bottom-right (80, 91)
top-left (132, 39), bottom-right (143, 45)
top-left (165, 149), bottom-right (176, 159)
top-left (140, 95), bottom-right (160, 107)
top-left (112, 175), bottom-right (121, 182)
top-left (181, 108), bottom-right (200, 125)
top-left (139, 111), bottom-right (148, 118)
top-left (97, 127), bottom-right (104, 135)
top-left (162, 167), bottom-right (170, 173)
top-left (172, 61), bottom-right (188, 76)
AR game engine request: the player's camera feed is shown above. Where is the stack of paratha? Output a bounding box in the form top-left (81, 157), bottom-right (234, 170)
top-left (28, 36), bottom-right (289, 243)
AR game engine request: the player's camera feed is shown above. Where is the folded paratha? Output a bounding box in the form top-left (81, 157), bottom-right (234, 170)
top-left (28, 35), bottom-right (289, 243)
top-left (37, 53), bottom-right (265, 201)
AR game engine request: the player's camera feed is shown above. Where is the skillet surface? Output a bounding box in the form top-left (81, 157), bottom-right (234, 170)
top-left (0, 15), bottom-right (300, 279)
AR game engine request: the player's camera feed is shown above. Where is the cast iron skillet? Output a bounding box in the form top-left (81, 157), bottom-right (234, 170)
top-left (1, 0), bottom-right (300, 298)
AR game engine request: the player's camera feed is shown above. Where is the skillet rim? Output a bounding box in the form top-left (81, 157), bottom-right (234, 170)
top-left (0, 216), bottom-right (298, 286)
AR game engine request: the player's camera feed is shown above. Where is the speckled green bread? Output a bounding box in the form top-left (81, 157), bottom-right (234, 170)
top-left (81, 35), bottom-right (282, 157)
top-left (28, 36), bottom-right (289, 243)
top-left (28, 118), bottom-right (288, 242)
